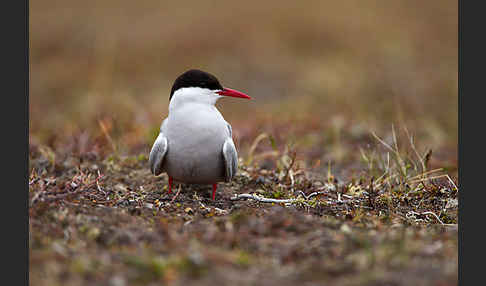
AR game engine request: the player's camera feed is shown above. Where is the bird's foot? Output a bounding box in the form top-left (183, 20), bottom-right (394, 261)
top-left (168, 176), bottom-right (173, 194)
top-left (170, 185), bottom-right (182, 203)
top-left (212, 184), bottom-right (217, 200)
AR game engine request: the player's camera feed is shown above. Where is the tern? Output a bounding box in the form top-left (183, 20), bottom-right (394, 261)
top-left (149, 69), bottom-right (251, 200)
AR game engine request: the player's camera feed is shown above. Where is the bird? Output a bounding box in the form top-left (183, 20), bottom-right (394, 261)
top-left (149, 69), bottom-right (251, 200)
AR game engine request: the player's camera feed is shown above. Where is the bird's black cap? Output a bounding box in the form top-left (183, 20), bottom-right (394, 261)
top-left (169, 69), bottom-right (224, 101)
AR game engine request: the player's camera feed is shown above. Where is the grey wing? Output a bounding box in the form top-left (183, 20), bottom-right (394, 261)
top-left (226, 122), bottom-right (233, 137)
top-left (222, 137), bottom-right (238, 182)
top-left (149, 120), bottom-right (168, 176)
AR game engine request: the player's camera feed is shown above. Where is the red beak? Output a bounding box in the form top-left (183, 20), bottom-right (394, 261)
top-left (217, 88), bottom-right (251, 99)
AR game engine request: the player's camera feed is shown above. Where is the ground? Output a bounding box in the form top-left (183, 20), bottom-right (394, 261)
top-left (29, 1), bottom-right (457, 285)
top-left (29, 118), bottom-right (458, 285)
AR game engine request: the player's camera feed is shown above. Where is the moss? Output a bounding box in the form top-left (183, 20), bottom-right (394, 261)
top-left (235, 250), bottom-right (253, 268)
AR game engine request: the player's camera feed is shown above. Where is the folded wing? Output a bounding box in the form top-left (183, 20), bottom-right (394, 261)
top-left (149, 120), bottom-right (169, 176)
top-left (222, 137), bottom-right (238, 182)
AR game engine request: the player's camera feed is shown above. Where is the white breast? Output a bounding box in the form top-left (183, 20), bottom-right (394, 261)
top-left (162, 100), bottom-right (232, 184)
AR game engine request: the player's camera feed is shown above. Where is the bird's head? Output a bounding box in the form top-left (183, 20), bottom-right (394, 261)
top-left (168, 69), bottom-right (251, 109)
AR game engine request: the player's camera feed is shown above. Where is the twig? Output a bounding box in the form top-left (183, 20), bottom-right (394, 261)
top-left (368, 177), bottom-right (376, 209)
top-left (283, 150), bottom-right (297, 183)
top-left (403, 125), bottom-right (426, 173)
top-left (295, 190), bottom-right (326, 200)
top-left (246, 133), bottom-right (278, 165)
top-left (421, 211), bottom-right (445, 225)
top-left (29, 178), bottom-right (39, 186)
top-left (445, 174), bottom-right (458, 191)
top-left (170, 185), bottom-right (182, 203)
top-left (96, 170), bottom-right (104, 194)
top-left (407, 168), bottom-right (444, 181)
top-left (29, 190), bottom-right (42, 206)
top-left (98, 119), bottom-right (117, 153)
top-left (408, 174), bottom-right (452, 185)
top-left (371, 131), bottom-right (398, 156)
top-left (230, 193), bottom-right (297, 204)
top-left (406, 211), bottom-right (444, 225)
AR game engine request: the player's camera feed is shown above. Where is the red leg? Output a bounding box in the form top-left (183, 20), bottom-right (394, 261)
top-left (212, 184), bottom-right (217, 200)
top-left (168, 177), bottom-right (173, 194)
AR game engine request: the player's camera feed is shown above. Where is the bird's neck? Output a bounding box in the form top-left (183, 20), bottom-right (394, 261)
top-left (168, 101), bottom-right (224, 129)
top-left (168, 87), bottom-right (220, 113)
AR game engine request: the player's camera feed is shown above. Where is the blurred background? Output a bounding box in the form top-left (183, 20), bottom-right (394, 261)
top-left (30, 0), bottom-right (457, 178)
